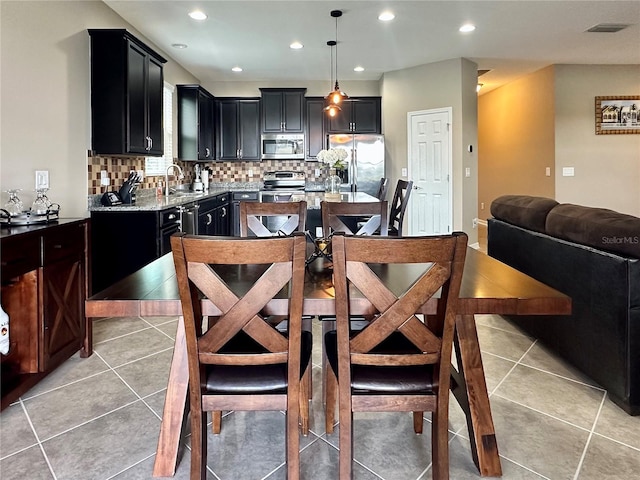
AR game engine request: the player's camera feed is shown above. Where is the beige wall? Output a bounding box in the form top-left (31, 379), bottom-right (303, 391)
top-left (554, 65), bottom-right (640, 216)
top-left (477, 66), bottom-right (556, 220)
top-left (203, 80), bottom-right (380, 98)
top-left (0, 1), bottom-right (199, 217)
top-left (381, 58), bottom-right (479, 242)
top-left (478, 64), bottom-right (640, 219)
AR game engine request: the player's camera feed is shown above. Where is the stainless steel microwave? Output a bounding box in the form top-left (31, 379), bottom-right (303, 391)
top-left (261, 134), bottom-right (305, 160)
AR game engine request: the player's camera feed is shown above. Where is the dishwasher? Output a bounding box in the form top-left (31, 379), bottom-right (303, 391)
top-left (178, 202), bottom-right (199, 235)
top-left (231, 191), bottom-right (260, 236)
top-left (158, 207), bottom-right (182, 257)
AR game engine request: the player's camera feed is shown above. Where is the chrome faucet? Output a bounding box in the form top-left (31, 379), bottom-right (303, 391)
top-left (165, 164), bottom-right (184, 197)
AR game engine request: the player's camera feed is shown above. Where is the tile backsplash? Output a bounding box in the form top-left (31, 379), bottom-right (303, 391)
top-left (87, 154), bottom-right (323, 195)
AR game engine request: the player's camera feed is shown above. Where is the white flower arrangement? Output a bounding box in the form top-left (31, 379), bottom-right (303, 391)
top-left (317, 148), bottom-right (348, 170)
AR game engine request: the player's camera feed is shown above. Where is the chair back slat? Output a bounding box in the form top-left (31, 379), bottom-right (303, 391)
top-left (321, 201), bottom-right (388, 237)
top-left (376, 177), bottom-right (390, 201)
top-left (240, 201), bottom-right (307, 237)
top-left (332, 233), bottom-right (467, 368)
top-left (388, 180), bottom-right (413, 236)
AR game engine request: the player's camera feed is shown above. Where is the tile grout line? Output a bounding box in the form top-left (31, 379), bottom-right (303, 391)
top-left (18, 398), bottom-right (58, 480)
top-left (487, 336), bottom-right (538, 396)
top-left (103, 452), bottom-right (156, 480)
top-left (572, 390), bottom-right (607, 480)
top-left (92, 349), bottom-right (167, 422)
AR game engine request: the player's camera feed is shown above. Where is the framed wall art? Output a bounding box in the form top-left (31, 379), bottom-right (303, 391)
top-left (595, 96), bottom-right (640, 135)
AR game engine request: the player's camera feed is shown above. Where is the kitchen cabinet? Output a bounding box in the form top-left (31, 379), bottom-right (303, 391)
top-left (178, 85), bottom-right (215, 161)
top-left (90, 208), bottom-right (180, 294)
top-left (89, 29), bottom-right (166, 156)
top-left (260, 88), bottom-right (306, 133)
top-left (305, 97), bottom-right (327, 160)
top-left (326, 97), bottom-right (381, 134)
top-left (1, 220), bottom-right (88, 410)
top-left (216, 99), bottom-right (261, 161)
top-left (197, 193), bottom-right (229, 236)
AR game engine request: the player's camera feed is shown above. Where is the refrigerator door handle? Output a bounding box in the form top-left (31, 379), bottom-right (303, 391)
top-left (352, 148), bottom-right (358, 192)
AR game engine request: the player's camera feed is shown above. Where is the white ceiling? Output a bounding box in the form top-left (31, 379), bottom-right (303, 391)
top-left (104, 1), bottom-right (640, 94)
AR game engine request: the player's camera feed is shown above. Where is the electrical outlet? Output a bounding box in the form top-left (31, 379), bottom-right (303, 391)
top-left (248, 169), bottom-right (253, 177)
top-left (35, 170), bottom-right (49, 189)
top-left (100, 170), bottom-right (110, 186)
top-left (314, 168), bottom-right (321, 176)
top-left (472, 218), bottom-right (478, 229)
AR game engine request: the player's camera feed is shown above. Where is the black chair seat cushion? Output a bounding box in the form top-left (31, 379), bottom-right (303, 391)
top-left (324, 330), bottom-right (435, 394)
top-left (203, 330), bottom-right (313, 394)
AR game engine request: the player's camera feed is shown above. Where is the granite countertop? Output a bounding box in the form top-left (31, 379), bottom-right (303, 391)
top-left (88, 182), bottom-right (373, 212)
top-left (88, 182), bottom-right (260, 212)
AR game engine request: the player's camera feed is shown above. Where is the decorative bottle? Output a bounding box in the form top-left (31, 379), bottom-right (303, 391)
top-left (0, 302), bottom-right (9, 355)
top-left (325, 168), bottom-right (342, 194)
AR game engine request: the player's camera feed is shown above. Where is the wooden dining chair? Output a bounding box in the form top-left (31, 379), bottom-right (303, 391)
top-left (171, 232), bottom-right (311, 480)
top-left (376, 177), bottom-right (390, 201)
top-left (236, 199), bottom-right (312, 436)
top-left (325, 232), bottom-right (467, 479)
top-left (388, 179), bottom-right (413, 236)
top-left (239, 200), bottom-right (307, 237)
top-left (320, 200), bottom-right (387, 434)
top-left (321, 200), bottom-right (388, 238)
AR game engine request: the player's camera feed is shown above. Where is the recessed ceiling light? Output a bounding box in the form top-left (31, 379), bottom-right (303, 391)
top-left (171, 43), bottom-right (188, 49)
top-left (231, 66), bottom-right (243, 72)
top-left (378, 11), bottom-right (395, 22)
top-left (290, 42), bottom-right (303, 50)
top-left (188, 10), bottom-right (207, 21)
top-left (354, 66), bottom-right (364, 72)
top-left (459, 23), bottom-right (476, 33)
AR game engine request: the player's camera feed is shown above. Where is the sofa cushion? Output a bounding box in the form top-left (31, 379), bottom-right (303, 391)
top-left (546, 204), bottom-right (640, 259)
top-left (490, 195), bottom-right (559, 233)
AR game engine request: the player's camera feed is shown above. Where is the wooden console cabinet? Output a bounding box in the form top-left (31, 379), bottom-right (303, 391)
top-left (0, 219), bottom-right (89, 410)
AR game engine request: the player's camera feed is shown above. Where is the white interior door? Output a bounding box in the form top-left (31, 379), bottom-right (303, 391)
top-left (408, 108), bottom-right (452, 236)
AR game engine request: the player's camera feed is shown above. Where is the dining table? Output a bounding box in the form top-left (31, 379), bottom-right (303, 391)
top-left (83, 246), bottom-right (571, 478)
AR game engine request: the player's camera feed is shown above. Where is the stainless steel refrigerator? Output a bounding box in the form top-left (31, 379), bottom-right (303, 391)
top-left (328, 133), bottom-right (385, 197)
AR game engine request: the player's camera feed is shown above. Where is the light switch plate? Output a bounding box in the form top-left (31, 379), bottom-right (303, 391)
top-left (35, 170), bottom-right (49, 189)
top-left (562, 167), bottom-right (575, 177)
top-left (401, 168), bottom-right (408, 177)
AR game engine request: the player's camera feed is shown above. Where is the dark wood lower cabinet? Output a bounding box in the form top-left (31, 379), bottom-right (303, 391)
top-left (41, 257), bottom-right (85, 371)
top-left (0, 219), bottom-right (89, 410)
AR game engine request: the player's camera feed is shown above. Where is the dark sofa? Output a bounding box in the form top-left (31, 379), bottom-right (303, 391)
top-left (487, 195), bottom-right (640, 415)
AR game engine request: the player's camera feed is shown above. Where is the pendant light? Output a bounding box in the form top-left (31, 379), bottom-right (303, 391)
top-left (323, 40), bottom-right (341, 117)
top-left (325, 9), bottom-right (348, 108)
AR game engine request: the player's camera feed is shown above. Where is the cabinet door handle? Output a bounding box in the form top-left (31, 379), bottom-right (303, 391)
top-left (149, 136), bottom-right (153, 150)
top-left (168, 213), bottom-right (176, 220)
top-left (239, 149), bottom-right (243, 159)
top-left (236, 148), bottom-right (240, 158)
top-left (206, 213), bottom-right (212, 226)
top-left (205, 147), bottom-right (211, 158)
top-left (221, 207), bottom-right (227, 217)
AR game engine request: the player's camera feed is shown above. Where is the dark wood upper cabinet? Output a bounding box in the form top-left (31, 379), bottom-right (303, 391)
top-left (326, 97), bottom-right (381, 134)
top-left (216, 99), bottom-right (260, 161)
top-left (178, 85), bottom-right (215, 161)
top-left (89, 29), bottom-right (166, 156)
top-left (260, 88), bottom-right (306, 133)
top-left (305, 97), bottom-right (327, 160)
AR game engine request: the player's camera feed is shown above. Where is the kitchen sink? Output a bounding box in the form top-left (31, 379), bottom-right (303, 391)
top-left (171, 191), bottom-right (202, 197)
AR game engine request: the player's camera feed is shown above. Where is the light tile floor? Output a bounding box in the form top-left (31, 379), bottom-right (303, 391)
top-left (2, 231), bottom-right (639, 479)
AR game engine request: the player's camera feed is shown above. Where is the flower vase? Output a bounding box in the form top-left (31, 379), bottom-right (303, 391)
top-left (324, 168), bottom-right (342, 201)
